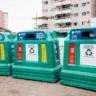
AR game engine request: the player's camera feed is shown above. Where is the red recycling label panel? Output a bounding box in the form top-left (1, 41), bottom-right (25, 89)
top-left (18, 44), bottom-right (22, 60)
top-left (69, 44), bottom-right (75, 64)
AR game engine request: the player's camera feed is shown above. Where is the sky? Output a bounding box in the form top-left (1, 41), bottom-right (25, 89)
top-left (0, 0), bottom-right (42, 32)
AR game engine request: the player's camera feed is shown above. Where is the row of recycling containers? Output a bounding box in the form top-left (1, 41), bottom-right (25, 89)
top-left (0, 28), bottom-right (96, 91)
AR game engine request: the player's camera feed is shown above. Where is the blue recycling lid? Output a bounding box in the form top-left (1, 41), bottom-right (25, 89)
top-left (70, 28), bottom-right (96, 40)
top-left (17, 31), bottom-right (46, 41)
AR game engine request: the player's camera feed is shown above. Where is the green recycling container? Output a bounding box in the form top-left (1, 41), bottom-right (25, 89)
top-left (0, 32), bottom-right (14, 75)
top-left (12, 30), bottom-right (62, 82)
top-left (60, 28), bottom-right (96, 91)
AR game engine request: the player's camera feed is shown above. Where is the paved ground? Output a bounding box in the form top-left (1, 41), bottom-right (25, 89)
top-left (0, 76), bottom-right (96, 96)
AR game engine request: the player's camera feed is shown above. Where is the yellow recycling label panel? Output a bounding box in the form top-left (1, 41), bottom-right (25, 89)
top-left (41, 44), bottom-right (47, 62)
top-left (0, 44), bottom-right (5, 60)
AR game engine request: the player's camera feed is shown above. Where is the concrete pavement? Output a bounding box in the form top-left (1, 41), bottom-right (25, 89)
top-left (0, 76), bottom-right (96, 96)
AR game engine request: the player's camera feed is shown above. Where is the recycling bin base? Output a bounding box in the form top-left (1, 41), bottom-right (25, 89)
top-left (60, 70), bottom-right (96, 91)
top-left (12, 64), bottom-right (62, 82)
top-left (0, 64), bottom-right (12, 75)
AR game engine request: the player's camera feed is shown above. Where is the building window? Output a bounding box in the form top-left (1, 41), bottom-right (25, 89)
top-left (82, 22), bottom-right (83, 25)
top-left (74, 22), bottom-right (78, 26)
top-left (71, 13), bottom-right (73, 16)
top-left (82, 21), bottom-right (86, 25)
top-left (74, 4), bottom-right (78, 8)
top-left (87, 11), bottom-right (89, 14)
top-left (87, 2), bottom-right (90, 4)
top-left (82, 12), bottom-right (86, 16)
top-left (44, 1), bottom-right (48, 4)
top-left (50, 16), bottom-right (54, 19)
top-left (82, 2), bottom-right (86, 6)
top-left (74, 13), bottom-right (78, 17)
top-left (87, 20), bottom-right (90, 23)
top-left (50, 0), bottom-right (53, 3)
top-left (65, 23), bottom-right (71, 27)
top-left (71, 4), bottom-right (73, 7)
top-left (51, 8), bottom-right (55, 11)
top-left (54, 0), bottom-right (58, 2)
top-left (45, 9), bottom-right (48, 12)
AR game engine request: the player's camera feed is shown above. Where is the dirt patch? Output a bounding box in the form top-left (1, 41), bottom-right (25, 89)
top-left (8, 89), bottom-right (20, 95)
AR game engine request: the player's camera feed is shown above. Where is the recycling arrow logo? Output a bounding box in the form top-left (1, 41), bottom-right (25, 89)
top-left (85, 49), bottom-right (92, 56)
top-left (30, 48), bottom-right (35, 53)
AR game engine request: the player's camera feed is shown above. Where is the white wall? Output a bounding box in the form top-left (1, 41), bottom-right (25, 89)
top-left (91, 17), bottom-right (96, 27)
top-left (71, 0), bottom-right (91, 28)
top-left (42, 0), bottom-right (55, 30)
top-left (3, 12), bottom-right (8, 29)
top-left (58, 38), bottom-right (67, 65)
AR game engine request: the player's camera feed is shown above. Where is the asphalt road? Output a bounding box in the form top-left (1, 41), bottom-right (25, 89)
top-left (0, 76), bottom-right (95, 96)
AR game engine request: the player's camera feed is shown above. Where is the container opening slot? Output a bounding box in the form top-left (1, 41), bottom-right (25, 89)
top-left (26, 34), bottom-right (36, 39)
top-left (81, 31), bottom-right (96, 37)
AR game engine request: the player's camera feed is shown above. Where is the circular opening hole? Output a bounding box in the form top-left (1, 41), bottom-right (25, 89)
top-left (89, 32), bottom-right (95, 37)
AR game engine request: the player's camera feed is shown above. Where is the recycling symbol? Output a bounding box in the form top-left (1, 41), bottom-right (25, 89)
top-left (85, 49), bottom-right (92, 56)
top-left (30, 48), bottom-right (35, 53)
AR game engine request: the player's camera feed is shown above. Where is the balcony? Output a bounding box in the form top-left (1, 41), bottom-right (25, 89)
top-left (35, 27), bottom-right (48, 30)
top-left (54, 21), bottom-right (71, 32)
top-left (55, 27), bottom-right (71, 32)
top-left (55, 17), bottom-right (71, 23)
top-left (55, 8), bottom-right (71, 15)
top-left (34, 24), bottom-right (48, 30)
top-left (54, 0), bottom-right (71, 7)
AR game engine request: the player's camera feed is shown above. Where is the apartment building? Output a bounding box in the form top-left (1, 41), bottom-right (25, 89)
top-left (0, 10), bottom-right (8, 29)
top-left (71, 0), bottom-right (96, 29)
top-left (41, 0), bottom-right (96, 33)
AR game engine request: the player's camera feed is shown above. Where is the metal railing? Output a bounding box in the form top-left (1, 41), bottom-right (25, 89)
top-left (55, 16), bottom-right (71, 20)
top-left (54, 0), bottom-right (71, 3)
top-left (56, 25), bottom-right (71, 28)
top-left (56, 7), bottom-right (71, 11)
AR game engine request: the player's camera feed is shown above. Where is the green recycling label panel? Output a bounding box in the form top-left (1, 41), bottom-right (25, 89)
top-left (26, 44), bottom-right (38, 61)
top-left (80, 44), bottom-right (96, 66)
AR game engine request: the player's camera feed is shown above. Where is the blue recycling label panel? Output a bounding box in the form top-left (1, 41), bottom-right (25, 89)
top-left (70, 28), bottom-right (96, 40)
top-left (17, 31), bottom-right (45, 40)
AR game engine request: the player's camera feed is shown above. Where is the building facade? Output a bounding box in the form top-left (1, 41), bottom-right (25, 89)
top-left (41, 0), bottom-right (96, 33)
top-left (0, 10), bottom-right (8, 29)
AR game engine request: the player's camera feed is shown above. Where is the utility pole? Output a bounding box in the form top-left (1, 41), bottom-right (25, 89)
top-left (61, 1), bottom-right (63, 33)
top-left (36, 11), bottom-right (37, 29)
